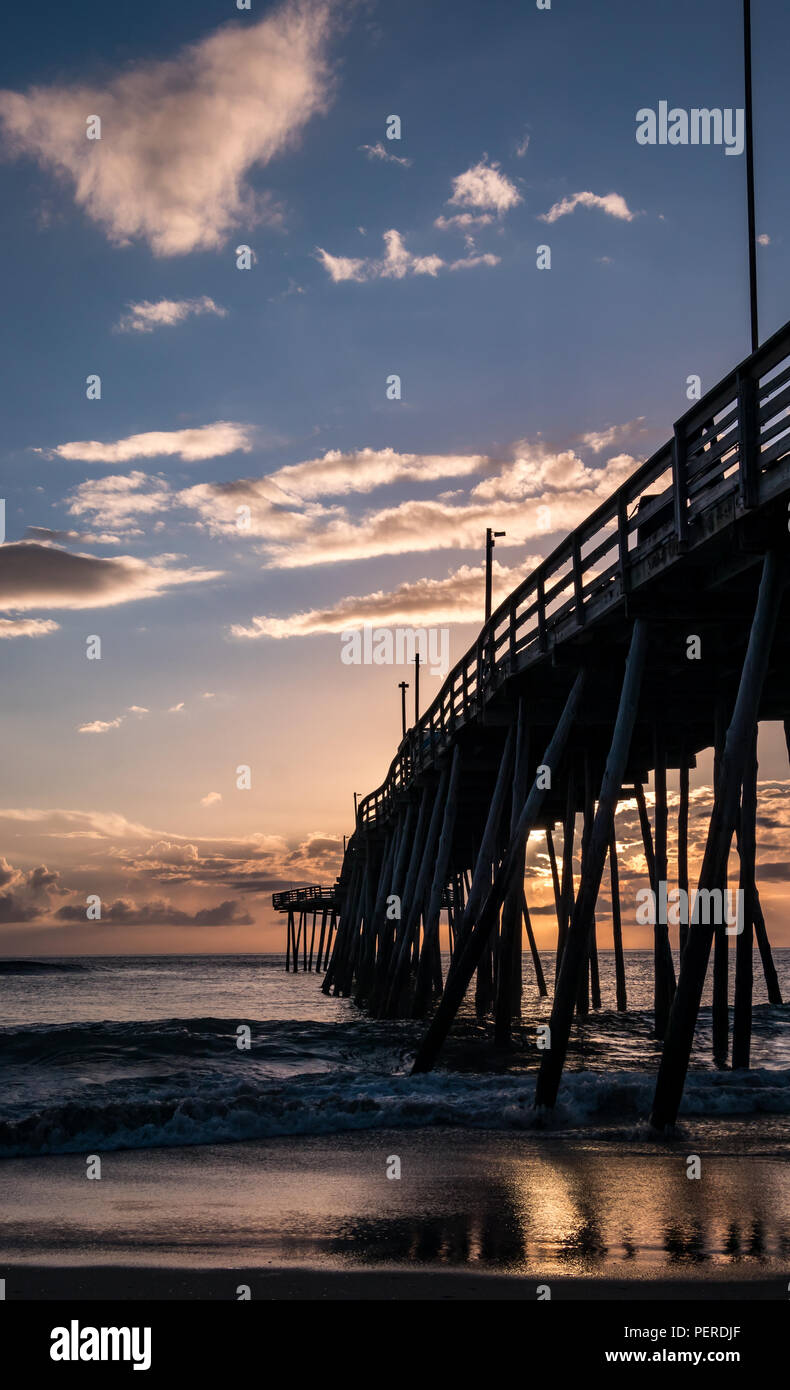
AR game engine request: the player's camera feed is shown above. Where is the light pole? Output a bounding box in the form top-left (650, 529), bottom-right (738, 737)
top-left (398, 680), bottom-right (409, 737)
top-left (743, 0), bottom-right (759, 353)
top-left (413, 654), bottom-right (420, 723)
top-left (485, 528), bottom-right (506, 622)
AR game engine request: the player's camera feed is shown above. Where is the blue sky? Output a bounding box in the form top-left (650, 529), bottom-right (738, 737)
top-left (0, 0), bottom-right (788, 952)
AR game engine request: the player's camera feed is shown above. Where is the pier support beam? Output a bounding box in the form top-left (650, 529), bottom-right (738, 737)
top-left (495, 700), bottom-right (528, 1043)
top-left (653, 729), bottom-right (676, 1040)
top-left (609, 830), bottom-right (627, 1011)
top-left (411, 670), bottom-right (586, 1075)
top-left (535, 620), bottom-right (649, 1110)
top-left (414, 748), bottom-right (461, 1017)
top-left (733, 733), bottom-right (757, 1069)
top-left (651, 550), bottom-right (787, 1130)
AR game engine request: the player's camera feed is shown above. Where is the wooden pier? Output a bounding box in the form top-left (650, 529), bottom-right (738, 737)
top-left (273, 316), bottom-right (790, 1128)
top-left (272, 886), bottom-right (339, 973)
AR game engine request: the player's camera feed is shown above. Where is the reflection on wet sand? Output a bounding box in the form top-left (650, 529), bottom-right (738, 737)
top-left (330, 1143), bottom-right (790, 1277)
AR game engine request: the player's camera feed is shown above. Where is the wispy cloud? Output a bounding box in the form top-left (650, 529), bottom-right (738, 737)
top-left (538, 191), bottom-right (638, 223)
top-left (231, 559), bottom-right (540, 638)
top-left (358, 141), bottom-right (411, 167)
top-left (577, 418), bottom-right (648, 454)
top-left (115, 296), bottom-right (227, 334)
top-left (78, 705), bottom-right (148, 734)
top-left (174, 441), bottom-right (640, 568)
top-left (0, 0), bottom-right (337, 255)
top-left (315, 228), bottom-right (499, 283)
top-left (0, 617), bottom-right (60, 640)
top-left (47, 422), bottom-right (255, 466)
top-left (434, 212), bottom-right (493, 232)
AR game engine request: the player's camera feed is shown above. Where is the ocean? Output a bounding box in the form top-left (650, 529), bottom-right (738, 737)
top-left (2, 951), bottom-right (789, 1286)
top-left (2, 950), bottom-right (789, 1157)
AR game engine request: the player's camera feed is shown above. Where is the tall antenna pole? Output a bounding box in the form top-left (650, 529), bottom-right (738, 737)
top-left (744, 0), bottom-right (759, 353)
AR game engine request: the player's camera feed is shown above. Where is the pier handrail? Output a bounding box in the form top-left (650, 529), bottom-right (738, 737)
top-left (272, 885), bottom-right (338, 910)
top-left (357, 317), bottom-right (790, 830)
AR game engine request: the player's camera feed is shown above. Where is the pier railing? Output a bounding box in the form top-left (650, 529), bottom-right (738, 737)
top-left (358, 318), bottom-right (790, 831)
top-left (272, 886), bottom-right (338, 910)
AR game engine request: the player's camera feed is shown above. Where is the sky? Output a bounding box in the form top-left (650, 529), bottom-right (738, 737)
top-left (0, 0), bottom-right (789, 955)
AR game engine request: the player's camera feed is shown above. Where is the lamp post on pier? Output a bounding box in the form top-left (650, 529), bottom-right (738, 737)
top-left (485, 528), bottom-right (506, 622)
top-left (398, 680), bottom-right (409, 738)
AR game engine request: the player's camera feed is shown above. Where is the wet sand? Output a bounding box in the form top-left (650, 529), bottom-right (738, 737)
top-left (2, 1128), bottom-right (788, 1299)
top-left (1, 1265), bottom-right (784, 1300)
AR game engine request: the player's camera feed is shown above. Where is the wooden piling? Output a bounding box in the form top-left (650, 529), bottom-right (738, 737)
top-left (414, 747), bottom-right (461, 1017)
top-left (286, 908), bottom-right (294, 972)
top-left (609, 831), bottom-right (627, 1011)
top-left (651, 550), bottom-right (787, 1130)
top-left (733, 733), bottom-right (757, 1069)
top-left (653, 729), bottom-right (676, 1040)
top-left (495, 701), bottom-right (528, 1044)
top-left (712, 701), bottom-right (730, 1067)
top-left (522, 891), bottom-right (547, 997)
top-left (556, 764), bottom-right (576, 980)
top-left (677, 752), bottom-right (690, 958)
top-left (315, 909), bottom-right (328, 973)
top-left (384, 776), bottom-right (446, 1016)
top-left (535, 620), bottom-right (649, 1110)
top-left (411, 670), bottom-right (587, 1075)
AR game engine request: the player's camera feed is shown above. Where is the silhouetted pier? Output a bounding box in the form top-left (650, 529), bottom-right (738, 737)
top-left (274, 317), bottom-right (790, 1128)
top-left (272, 886), bottom-right (339, 972)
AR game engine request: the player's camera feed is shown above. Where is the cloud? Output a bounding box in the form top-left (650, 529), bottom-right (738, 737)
top-left (116, 296), bottom-right (227, 334)
top-left (78, 717), bottom-right (124, 734)
top-left (200, 792), bottom-right (222, 807)
top-left (449, 252), bottom-right (500, 271)
top-left (358, 141), bottom-right (411, 167)
top-left (0, 857), bottom-right (66, 922)
top-left (576, 418), bottom-right (648, 454)
top-left (259, 445), bottom-right (487, 501)
top-left (55, 896), bottom-right (253, 927)
top-left (230, 558), bottom-right (540, 638)
top-left (0, 617), bottom-right (60, 639)
top-left (538, 191), bottom-right (638, 223)
top-left (47, 421), bottom-right (254, 465)
top-left (434, 212), bottom-right (493, 232)
top-left (66, 473), bottom-right (172, 531)
top-left (169, 702), bottom-right (185, 713)
top-left (0, 542), bottom-right (222, 613)
top-left (78, 705), bottom-right (148, 733)
top-left (177, 440), bottom-right (640, 568)
top-left (24, 525), bottom-right (128, 546)
top-left (448, 160), bottom-right (521, 215)
top-left (757, 233), bottom-right (771, 247)
top-left (0, 0), bottom-right (337, 255)
top-left (315, 227), bottom-right (499, 284)
top-left (515, 132), bottom-right (530, 158)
